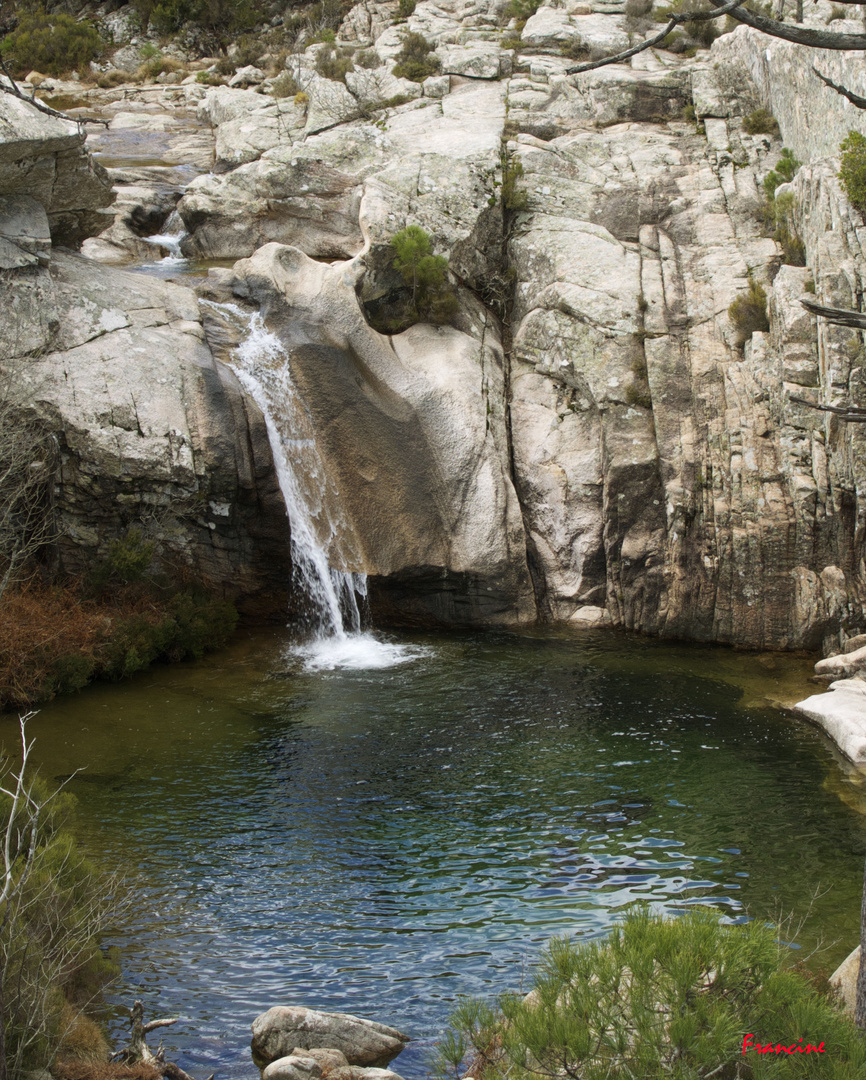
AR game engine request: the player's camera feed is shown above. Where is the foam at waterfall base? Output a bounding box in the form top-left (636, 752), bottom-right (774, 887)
top-left (295, 632), bottom-right (430, 671)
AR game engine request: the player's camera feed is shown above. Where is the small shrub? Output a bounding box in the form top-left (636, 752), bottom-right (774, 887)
top-left (829, 4), bottom-right (848, 19)
top-left (316, 42), bottom-right (355, 83)
top-left (500, 35), bottom-right (524, 51)
top-left (355, 48), bottom-right (381, 69)
top-left (101, 529), bottom-right (154, 586)
top-left (763, 147), bottom-right (800, 198)
top-left (729, 279), bottom-right (769, 337)
top-left (770, 190), bottom-right (806, 266)
top-left (504, 0), bottom-right (541, 29)
top-left (743, 106), bottom-right (779, 135)
top-left (97, 69), bottom-right (131, 88)
top-left (309, 27), bottom-right (337, 45)
top-left (0, 10), bottom-right (103, 77)
top-left (196, 70), bottom-right (226, 86)
top-left (135, 54), bottom-right (183, 82)
top-left (398, 0), bottom-right (416, 17)
top-left (805, 276), bottom-right (816, 293)
top-left (270, 71), bottom-right (300, 97)
top-left (501, 154), bottom-right (528, 211)
top-left (437, 909), bottom-right (866, 1080)
top-left (392, 31), bottom-right (440, 82)
top-left (839, 129), bottom-right (866, 212)
top-left (294, 90), bottom-right (309, 106)
top-left (682, 103), bottom-right (696, 122)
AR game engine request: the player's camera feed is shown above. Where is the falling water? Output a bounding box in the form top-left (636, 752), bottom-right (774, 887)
top-left (210, 302), bottom-right (425, 670)
top-left (141, 210), bottom-right (189, 269)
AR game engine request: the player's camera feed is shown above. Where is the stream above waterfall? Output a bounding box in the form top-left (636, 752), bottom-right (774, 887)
top-left (15, 626), bottom-right (866, 1079)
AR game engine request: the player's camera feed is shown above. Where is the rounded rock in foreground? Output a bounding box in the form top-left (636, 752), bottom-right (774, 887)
top-left (263, 1056), bottom-right (324, 1080)
top-left (251, 1007), bottom-right (410, 1070)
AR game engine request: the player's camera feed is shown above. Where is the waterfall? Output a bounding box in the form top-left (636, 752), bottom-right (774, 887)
top-left (142, 210), bottom-right (188, 264)
top-left (209, 302), bottom-right (425, 671)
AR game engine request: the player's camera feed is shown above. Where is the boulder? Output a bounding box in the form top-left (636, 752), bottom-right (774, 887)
top-left (815, 646), bottom-right (866, 679)
top-left (229, 243), bottom-right (536, 626)
top-left (262, 1056), bottom-right (323, 1080)
top-left (230, 65), bottom-right (266, 87)
top-left (793, 680), bottom-right (866, 765)
top-left (2, 250), bottom-right (292, 620)
top-left (830, 946), bottom-right (860, 1016)
top-left (0, 92), bottom-right (113, 246)
top-left (251, 1007), bottom-right (409, 1070)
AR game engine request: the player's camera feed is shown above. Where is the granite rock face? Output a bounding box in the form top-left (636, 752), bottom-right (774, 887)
top-left (0, 91), bottom-right (114, 248)
top-left (145, 3), bottom-right (866, 643)
top-left (13, 2), bottom-right (866, 643)
top-left (2, 250), bottom-right (291, 618)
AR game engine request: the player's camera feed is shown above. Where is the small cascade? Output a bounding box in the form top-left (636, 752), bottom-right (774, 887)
top-left (142, 209), bottom-right (188, 268)
top-left (208, 302), bottom-right (425, 671)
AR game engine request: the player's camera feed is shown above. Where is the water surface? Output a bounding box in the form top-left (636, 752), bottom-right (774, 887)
top-left (12, 627), bottom-right (866, 1079)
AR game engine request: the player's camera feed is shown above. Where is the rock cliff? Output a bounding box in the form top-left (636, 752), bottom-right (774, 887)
top-left (10, 0), bottom-right (866, 645)
top-left (0, 90), bottom-right (291, 618)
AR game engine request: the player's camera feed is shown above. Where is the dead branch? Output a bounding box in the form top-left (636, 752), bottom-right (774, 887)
top-left (566, 0), bottom-right (866, 74)
top-left (566, 0), bottom-right (746, 73)
top-left (799, 297), bottom-right (866, 329)
top-left (113, 1002), bottom-right (214, 1080)
top-left (789, 396), bottom-right (866, 421)
top-left (811, 67), bottom-right (866, 110)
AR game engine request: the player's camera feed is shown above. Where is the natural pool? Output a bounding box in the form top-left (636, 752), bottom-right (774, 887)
top-left (10, 626), bottom-right (866, 1079)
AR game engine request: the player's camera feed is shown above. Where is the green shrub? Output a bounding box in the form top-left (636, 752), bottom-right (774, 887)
top-left (366, 226), bottom-right (459, 332)
top-left (503, 0), bottom-right (540, 29)
top-left (743, 107), bottom-right (779, 135)
top-left (0, 765), bottom-right (125, 1080)
top-left (196, 69), bottom-right (226, 85)
top-left (501, 154), bottom-right (528, 211)
top-left (270, 71), bottom-right (300, 97)
top-left (397, 0), bottom-right (416, 17)
top-left (392, 31), bottom-right (440, 82)
top-left (839, 129), bottom-right (866, 212)
top-left (0, 10), bottom-right (103, 77)
top-left (315, 42), bottom-right (355, 82)
top-left (101, 591), bottom-right (238, 680)
top-left (729, 279), bottom-right (769, 338)
top-left (763, 147), bottom-right (800, 198)
top-left (436, 908), bottom-right (866, 1080)
top-left (100, 529), bottom-right (154, 586)
top-left (355, 48), bottom-right (381, 69)
top-left (769, 190), bottom-right (806, 266)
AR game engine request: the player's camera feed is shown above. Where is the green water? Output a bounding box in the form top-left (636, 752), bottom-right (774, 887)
top-left (10, 626), bottom-right (866, 1078)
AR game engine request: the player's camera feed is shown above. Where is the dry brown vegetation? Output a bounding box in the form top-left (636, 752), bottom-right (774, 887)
top-left (0, 578), bottom-right (238, 711)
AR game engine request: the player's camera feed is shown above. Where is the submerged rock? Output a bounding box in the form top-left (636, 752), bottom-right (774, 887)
top-left (251, 1007), bottom-right (409, 1070)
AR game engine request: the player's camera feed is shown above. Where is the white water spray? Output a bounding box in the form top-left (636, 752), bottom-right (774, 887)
top-left (142, 210), bottom-right (188, 267)
top-left (211, 303), bottom-right (425, 671)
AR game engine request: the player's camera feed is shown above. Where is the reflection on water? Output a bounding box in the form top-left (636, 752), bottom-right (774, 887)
top-left (10, 627), bottom-right (866, 1079)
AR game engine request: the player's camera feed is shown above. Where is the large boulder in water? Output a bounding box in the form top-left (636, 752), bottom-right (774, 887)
top-left (226, 242), bottom-right (537, 627)
top-left (251, 1007), bottom-right (409, 1070)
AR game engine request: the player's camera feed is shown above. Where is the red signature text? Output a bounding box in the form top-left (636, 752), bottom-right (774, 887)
top-left (743, 1035), bottom-right (825, 1055)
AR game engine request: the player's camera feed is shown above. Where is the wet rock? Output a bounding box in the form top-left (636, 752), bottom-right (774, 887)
top-left (229, 243), bottom-right (536, 626)
top-left (251, 1007), bottom-right (409, 1070)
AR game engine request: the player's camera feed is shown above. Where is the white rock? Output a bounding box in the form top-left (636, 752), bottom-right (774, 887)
top-left (794, 680), bottom-right (866, 764)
